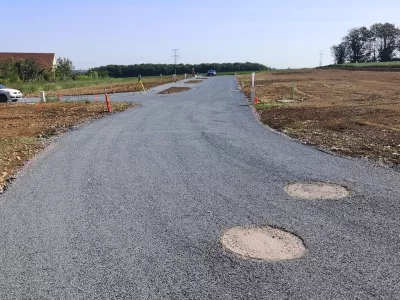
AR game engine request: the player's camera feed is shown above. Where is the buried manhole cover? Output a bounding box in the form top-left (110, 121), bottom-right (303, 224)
top-left (285, 182), bottom-right (349, 200)
top-left (221, 226), bottom-right (306, 261)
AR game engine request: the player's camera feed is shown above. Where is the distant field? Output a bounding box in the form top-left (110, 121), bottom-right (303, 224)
top-left (13, 75), bottom-right (186, 97)
top-left (215, 69), bottom-right (313, 76)
top-left (327, 61), bottom-right (400, 68)
top-left (12, 77), bottom-right (139, 95)
top-left (216, 71), bottom-right (266, 76)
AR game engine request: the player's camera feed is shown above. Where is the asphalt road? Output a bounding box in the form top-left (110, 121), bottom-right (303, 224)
top-left (1, 76), bottom-right (400, 299)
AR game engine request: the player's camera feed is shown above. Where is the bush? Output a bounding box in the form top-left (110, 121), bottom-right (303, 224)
top-left (74, 75), bottom-right (91, 81)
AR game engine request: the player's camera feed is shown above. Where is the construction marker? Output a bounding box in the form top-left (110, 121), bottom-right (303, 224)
top-left (57, 93), bottom-right (62, 101)
top-left (104, 92), bottom-right (112, 113)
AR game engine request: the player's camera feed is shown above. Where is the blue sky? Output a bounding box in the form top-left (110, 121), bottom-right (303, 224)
top-left (3, 0), bottom-right (400, 69)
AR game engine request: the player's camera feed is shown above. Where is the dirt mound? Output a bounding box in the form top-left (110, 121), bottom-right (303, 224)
top-left (158, 87), bottom-right (190, 94)
top-left (185, 80), bottom-right (203, 84)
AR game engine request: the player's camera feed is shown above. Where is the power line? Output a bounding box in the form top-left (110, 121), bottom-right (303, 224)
top-left (172, 49), bottom-right (180, 65)
top-left (172, 49), bottom-right (179, 75)
top-left (318, 50), bottom-right (324, 67)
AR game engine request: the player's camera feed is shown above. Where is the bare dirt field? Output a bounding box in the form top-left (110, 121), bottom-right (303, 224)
top-left (239, 69), bottom-right (400, 165)
top-left (0, 101), bottom-right (135, 191)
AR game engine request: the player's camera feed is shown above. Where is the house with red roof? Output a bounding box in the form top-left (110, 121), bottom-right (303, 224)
top-left (0, 53), bottom-right (56, 72)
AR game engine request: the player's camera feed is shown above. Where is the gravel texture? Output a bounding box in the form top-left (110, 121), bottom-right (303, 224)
top-left (1, 77), bottom-right (400, 299)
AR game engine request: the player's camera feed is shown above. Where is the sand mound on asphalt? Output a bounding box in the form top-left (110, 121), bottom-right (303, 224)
top-left (285, 182), bottom-right (349, 200)
top-left (221, 226), bottom-right (306, 261)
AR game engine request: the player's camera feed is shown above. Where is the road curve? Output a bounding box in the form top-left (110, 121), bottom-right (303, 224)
top-left (1, 77), bottom-right (400, 299)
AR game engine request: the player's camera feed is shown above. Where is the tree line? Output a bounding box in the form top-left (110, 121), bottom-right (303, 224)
top-left (90, 62), bottom-right (268, 78)
top-left (331, 23), bottom-right (400, 64)
top-left (0, 60), bottom-right (268, 84)
top-left (0, 57), bottom-right (76, 83)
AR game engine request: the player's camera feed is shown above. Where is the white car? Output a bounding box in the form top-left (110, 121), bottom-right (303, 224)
top-left (0, 84), bottom-right (23, 102)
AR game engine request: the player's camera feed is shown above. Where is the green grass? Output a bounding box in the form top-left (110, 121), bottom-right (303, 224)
top-left (328, 61), bottom-right (400, 68)
top-left (8, 76), bottom-right (161, 95)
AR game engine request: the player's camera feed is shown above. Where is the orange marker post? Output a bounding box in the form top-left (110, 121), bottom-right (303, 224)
top-left (104, 92), bottom-right (112, 113)
top-left (58, 93), bottom-right (62, 101)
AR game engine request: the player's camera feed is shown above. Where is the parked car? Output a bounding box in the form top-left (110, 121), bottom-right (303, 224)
top-left (207, 69), bottom-right (217, 76)
top-left (0, 84), bottom-right (23, 102)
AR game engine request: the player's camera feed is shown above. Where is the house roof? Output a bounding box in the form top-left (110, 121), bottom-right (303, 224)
top-left (0, 53), bottom-right (56, 70)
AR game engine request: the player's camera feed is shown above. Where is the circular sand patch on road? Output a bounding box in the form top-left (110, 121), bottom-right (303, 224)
top-left (285, 182), bottom-right (349, 200)
top-left (221, 226), bottom-right (306, 261)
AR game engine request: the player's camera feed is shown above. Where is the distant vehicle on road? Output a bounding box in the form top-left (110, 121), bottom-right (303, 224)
top-left (0, 84), bottom-right (23, 102)
top-left (207, 69), bottom-right (216, 76)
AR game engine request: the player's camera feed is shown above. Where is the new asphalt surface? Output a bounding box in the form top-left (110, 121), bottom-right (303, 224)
top-left (1, 76), bottom-right (400, 299)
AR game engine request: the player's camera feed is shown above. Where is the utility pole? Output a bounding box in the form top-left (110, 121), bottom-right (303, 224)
top-left (318, 50), bottom-right (324, 67)
top-left (172, 49), bottom-right (179, 75)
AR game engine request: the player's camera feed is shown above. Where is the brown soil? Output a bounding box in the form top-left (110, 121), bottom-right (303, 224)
top-left (239, 69), bottom-right (400, 165)
top-left (221, 226), bottom-right (307, 261)
top-left (285, 182), bottom-right (350, 200)
top-left (185, 80), bottom-right (203, 84)
top-left (0, 101), bottom-right (135, 191)
top-left (158, 87), bottom-right (190, 94)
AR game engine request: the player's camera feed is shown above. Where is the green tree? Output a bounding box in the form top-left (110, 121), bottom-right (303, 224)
top-left (370, 23), bottom-right (400, 62)
top-left (15, 58), bottom-right (42, 82)
top-left (344, 27), bottom-right (372, 63)
top-left (86, 69), bottom-right (99, 79)
top-left (331, 42), bottom-right (348, 64)
top-left (0, 58), bottom-right (20, 83)
top-left (56, 57), bottom-right (74, 80)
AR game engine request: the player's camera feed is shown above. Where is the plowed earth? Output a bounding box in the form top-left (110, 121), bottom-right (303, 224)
top-left (239, 69), bottom-right (400, 165)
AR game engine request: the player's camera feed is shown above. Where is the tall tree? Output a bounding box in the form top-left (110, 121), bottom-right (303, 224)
top-left (331, 42), bottom-right (348, 64)
top-left (56, 57), bottom-right (74, 80)
top-left (344, 27), bottom-right (372, 63)
top-left (370, 23), bottom-right (400, 62)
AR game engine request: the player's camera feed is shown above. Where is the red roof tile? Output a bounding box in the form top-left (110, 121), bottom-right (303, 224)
top-left (0, 53), bottom-right (56, 71)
